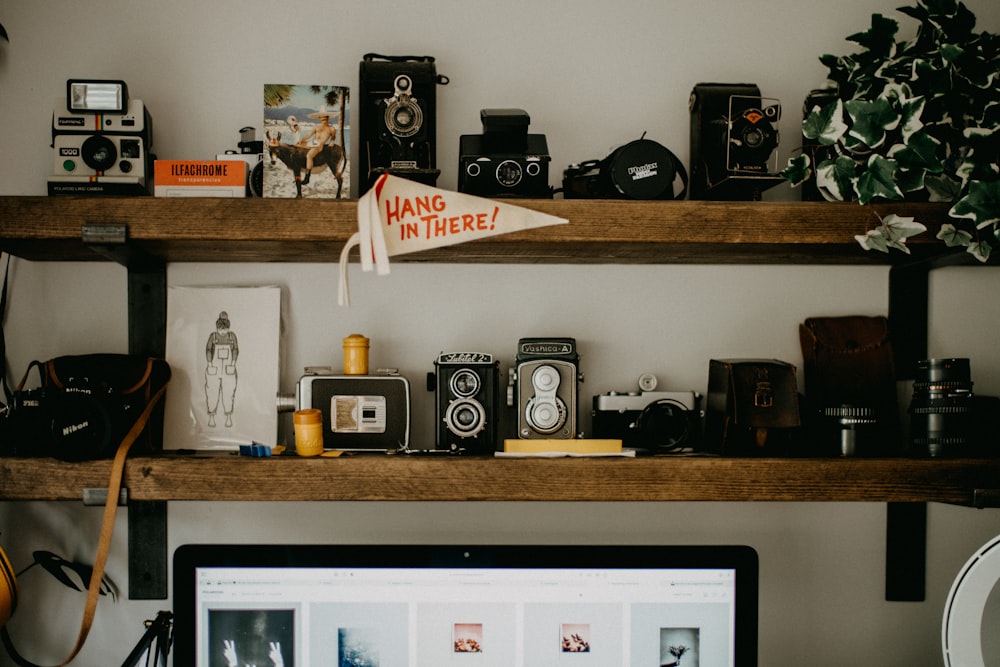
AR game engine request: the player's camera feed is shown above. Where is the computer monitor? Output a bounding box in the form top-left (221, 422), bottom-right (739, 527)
top-left (172, 543), bottom-right (758, 667)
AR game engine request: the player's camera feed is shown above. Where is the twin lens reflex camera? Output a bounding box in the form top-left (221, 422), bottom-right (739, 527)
top-left (429, 352), bottom-right (501, 454)
top-left (507, 337), bottom-right (582, 440)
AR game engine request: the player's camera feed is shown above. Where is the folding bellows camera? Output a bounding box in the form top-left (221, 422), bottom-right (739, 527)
top-left (49, 79), bottom-right (154, 195)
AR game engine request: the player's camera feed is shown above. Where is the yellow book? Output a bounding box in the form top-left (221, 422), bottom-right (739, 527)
top-left (502, 438), bottom-right (623, 454)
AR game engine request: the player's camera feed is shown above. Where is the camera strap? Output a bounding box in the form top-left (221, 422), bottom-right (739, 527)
top-left (0, 378), bottom-right (169, 667)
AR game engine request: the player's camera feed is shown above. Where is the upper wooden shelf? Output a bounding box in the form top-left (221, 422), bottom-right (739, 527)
top-left (1, 454), bottom-right (997, 505)
top-left (0, 196), bottom-right (958, 265)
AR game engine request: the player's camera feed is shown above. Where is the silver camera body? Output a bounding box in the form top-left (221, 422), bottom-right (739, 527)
top-left (294, 370), bottom-right (410, 451)
top-left (49, 79), bottom-right (153, 195)
top-left (507, 338), bottom-right (582, 439)
top-left (592, 386), bottom-right (702, 453)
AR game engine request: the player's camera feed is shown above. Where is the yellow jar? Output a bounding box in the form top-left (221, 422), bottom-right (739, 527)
top-left (293, 409), bottom-right (324, 457)
top-left (343, 333), bottom-right (370, 375)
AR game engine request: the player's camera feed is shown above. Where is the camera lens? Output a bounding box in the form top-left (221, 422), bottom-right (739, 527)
top-left (445, 398), bottom-right (486, 437)
top-left (909, 358), bottom-right (974, 457)
top-left (82, 135), bottom-right (118, 171)
top-left (385, 98), bottom-right (423, 138)
top-left (496, 160), bottom-right (523, 188)
top-left (450, 369), bottom-right (480, 398)
top-left (743, 127), bottom-right (766, 149)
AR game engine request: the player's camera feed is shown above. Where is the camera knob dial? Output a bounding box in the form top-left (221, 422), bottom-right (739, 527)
top-left (496, 160), bottom-right (523, 188)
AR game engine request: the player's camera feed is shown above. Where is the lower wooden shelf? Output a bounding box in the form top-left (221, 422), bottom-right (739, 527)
top-left (2, 454), bottom-right (997, 504)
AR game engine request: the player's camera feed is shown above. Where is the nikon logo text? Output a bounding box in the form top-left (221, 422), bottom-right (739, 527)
top-left (62, 420), bottom-right (90, 437)
top-left (628, 162), bottom-right (658, 181)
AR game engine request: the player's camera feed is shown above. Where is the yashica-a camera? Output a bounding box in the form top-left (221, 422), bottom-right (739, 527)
top-left (689, 83), bottom-right (783, 200)
top-left (458, 108), bottom-right (552, 198)
top-left (48, 79), bottom-right (154, 196)
top-left (429, 352), bottom-right (501, 454)
top-left (291, 369), bottom-right (411, 451)
top-left (359, 53), bottom-right (447, 193)
top-left (507, 337), bottom-right (581, 439)
top-left (592, 375), bottom-right (702, 453)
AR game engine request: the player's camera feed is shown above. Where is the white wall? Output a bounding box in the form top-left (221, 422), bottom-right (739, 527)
top-left (2, 2), bottom-right (1000, 666)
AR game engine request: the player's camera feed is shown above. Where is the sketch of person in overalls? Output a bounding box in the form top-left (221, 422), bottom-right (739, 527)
top-left (205, 311), bottom-right (239, 427)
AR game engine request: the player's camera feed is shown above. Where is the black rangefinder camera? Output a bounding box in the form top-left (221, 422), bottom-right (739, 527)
top-left (507, 337), bottom-right (582, 439)
top-left (458, 109), bottom-right (552, 198)
top-left (592, 375), bottom-right (702, 454)
top-left (429, 352), bottom-right (501, 454)
top-left (359, 53), bottom-right (448, 193)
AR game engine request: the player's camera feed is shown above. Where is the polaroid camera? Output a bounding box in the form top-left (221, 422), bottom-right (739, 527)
top-left (49, 79), bottom-right (153, 195)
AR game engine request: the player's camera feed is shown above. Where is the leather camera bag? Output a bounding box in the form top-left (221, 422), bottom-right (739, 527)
top-left (0, 354), bottom-right (170, 666)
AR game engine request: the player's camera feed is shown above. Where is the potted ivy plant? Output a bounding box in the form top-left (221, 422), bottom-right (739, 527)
top-left (782, 0), bottom-right (999, 261)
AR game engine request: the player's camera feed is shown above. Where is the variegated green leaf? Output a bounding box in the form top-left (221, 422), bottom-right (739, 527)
top-left (949, 180), bottom-right (1000, 229)
top-left (888, 130), bottom-right (944, 173)
top-left (816, 157), bottom-right (858, 201)
top-left (925, 173), bottom-right (963, 201)
top-left (803, 99), bottom-right (848, 145)
top-left (881, 214), bottom-right (927, 245)
top-left (935, 223), bottom-right (972, 247)
top-left (899, 95), bottom-right (926, 142)
top-left (856, 155), bottom-right (904, 203)
top-left (781, 154), bottom-right (812, 186)
top-left (845, 98), bottom-right (901, 148)
top-left (855, 229), bottom-right (891, 253)
top-left (967, 240), bottom-right (992, 262)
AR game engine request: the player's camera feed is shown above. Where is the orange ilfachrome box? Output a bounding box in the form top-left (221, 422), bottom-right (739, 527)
top-left (154, 160), bottom-right (247, 197)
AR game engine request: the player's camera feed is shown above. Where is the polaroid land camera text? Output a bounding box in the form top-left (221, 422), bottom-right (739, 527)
top-left (508, 338), bottom-right (582, 439)
top-left (49, 79), bottom-right (154, 196)
top-left (282, 369), bottom-right (411, 452)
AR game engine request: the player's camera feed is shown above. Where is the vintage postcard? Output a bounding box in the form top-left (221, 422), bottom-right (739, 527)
top-left (263, 84), bottom-right (350, 199)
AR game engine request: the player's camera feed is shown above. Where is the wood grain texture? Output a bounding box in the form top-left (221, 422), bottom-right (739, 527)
top-left (1, 455), bottom-right (996, 504)
top-left (0, 196), bottom-right (959, 264)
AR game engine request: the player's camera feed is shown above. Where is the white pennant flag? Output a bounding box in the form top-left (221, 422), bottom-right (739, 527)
top-left (339, 174), bottom-right (567, 305)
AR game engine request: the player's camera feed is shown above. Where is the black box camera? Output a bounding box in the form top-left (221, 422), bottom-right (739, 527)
top-left (290, 370), bottom-right (411, 451)
top-left (359, 53), bottom-right (448, 194)
top-left (429, 352), bottom-right (501, 454)
top-left (689, 83), bottom-right (783, 200)
top-left (49, 79), bottom-right (153, 196)
top-left (458, 108), bottom-right (552, 198)
top-left (507, 338), bottom-right (582, 439)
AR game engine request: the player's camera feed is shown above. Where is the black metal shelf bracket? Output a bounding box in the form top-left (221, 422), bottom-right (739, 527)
top-left (885, 250), bottom-right (982, 602)
top-left (83, 223), bottom-right (168, 600)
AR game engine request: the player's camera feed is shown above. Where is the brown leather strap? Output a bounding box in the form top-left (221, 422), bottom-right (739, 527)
top-left (30, 380), bottom-right (168, 667)
top-left (59, 379), bottom-right (167, 665)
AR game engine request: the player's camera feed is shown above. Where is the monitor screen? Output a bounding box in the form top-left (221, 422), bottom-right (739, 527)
top-left (172, 544), bottom-right (758, 667)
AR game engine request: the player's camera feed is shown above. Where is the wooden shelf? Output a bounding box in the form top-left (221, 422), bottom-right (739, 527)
top-left (1, 455), bottom-right (997, 505)
top-left (0, 196), bottom-right (958, 265)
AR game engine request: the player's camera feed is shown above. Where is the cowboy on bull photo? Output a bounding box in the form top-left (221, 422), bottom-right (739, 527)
top-left (262, 84), bottom-right (350, 199)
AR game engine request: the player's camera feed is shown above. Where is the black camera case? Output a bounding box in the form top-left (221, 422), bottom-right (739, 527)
top-left (562, 137), bottom-right (687, 200)
top-left (359, 53), bottom-right (447, 193)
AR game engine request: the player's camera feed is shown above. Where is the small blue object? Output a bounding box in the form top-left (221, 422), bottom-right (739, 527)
top-left (239, 443), bottom-right (272, 457)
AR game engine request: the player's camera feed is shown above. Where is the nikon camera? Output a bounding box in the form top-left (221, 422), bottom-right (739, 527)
top-left (429, 352), bottom-right (501, 454)
top-left (49, 79), bottom-right (153, 196)
top-left (507, 337), bottom-right (582, 439)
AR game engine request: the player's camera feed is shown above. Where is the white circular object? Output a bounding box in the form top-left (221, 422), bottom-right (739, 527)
top-left (942, 534), bottom-right (1000, 667)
